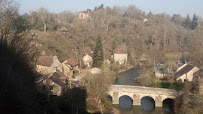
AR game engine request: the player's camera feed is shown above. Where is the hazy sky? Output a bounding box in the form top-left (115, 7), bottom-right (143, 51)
top-left (18, 0), bottom-right (203, 17)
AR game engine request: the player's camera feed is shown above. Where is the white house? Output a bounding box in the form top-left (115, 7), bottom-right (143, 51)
top-left (83, 54), bottom-right (92, 67)
top-left (174, 64), bottom-right (199, 82)
top-left (114, 51), bottom-right (128, 65)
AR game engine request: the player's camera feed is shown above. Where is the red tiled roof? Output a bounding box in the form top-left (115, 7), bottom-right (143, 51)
top-left (174, 64), bottom-right (195, 79)
top-left (37, 56), bottom-right (53, 67)
top-left (66, 58), bottom-right (79, 67)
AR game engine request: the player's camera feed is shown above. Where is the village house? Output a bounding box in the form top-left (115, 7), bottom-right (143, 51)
top-left (79, 9), bottom-right (90, 19)
top-left (174, 63), bottom-right (199, 82)
top-left (113, 51), bottom-right (128, 65)
top-left (36, 56), bottom-right (63, 75)
top-left (60, 26), bottom-right (68, 33)
top-left (37, 70), bottom-right (67, 96)
top-left (83, 54), bottom-right (92, 67)
top-left (62, 58), bottom-right (79, 78)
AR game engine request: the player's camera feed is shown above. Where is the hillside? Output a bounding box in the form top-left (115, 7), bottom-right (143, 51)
top-left (23, 6), bottom-right (203, 66)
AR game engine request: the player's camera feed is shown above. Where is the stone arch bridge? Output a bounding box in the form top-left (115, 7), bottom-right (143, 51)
top-left (108, 85), bottom-right (180, 107)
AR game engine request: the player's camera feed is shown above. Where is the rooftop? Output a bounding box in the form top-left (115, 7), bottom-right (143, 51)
top-left (49, 70), bottom-right (67, 86)
top-left (174, 64), bottom-right (195, 79)
top-left (66, 58), bottom-right (79, 67)
top-left (37, 56), bottom-right (53, 67)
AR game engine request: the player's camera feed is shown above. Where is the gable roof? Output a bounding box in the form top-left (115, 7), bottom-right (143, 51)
top-left (60, 27), bottom-right (68, 31)
top-left (174, 64), bottom-right (195, 79)
top-left (49, 71), bottom-right (67, 87)
top-left (37, 56), bottom-right (53, 67)
top-left (36, 70), bottom-right (67, 86)
top-left (66, 58), bottom-right (79, 67)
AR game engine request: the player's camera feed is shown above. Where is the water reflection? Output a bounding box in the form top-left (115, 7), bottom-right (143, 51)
top-left (162, 99), bottom-right (174, 113)
top-left (119, 95), bottom-right (133, 109)
top-left (141, 96), bottom-right (155, 112)
top-left (116, 68), bottom-right (141, 86)
top-left (114, 104), bottom-right (174, 114)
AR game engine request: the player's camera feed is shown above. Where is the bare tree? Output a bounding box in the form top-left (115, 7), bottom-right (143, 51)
top-left (38, 7), bottom-right (49, 32)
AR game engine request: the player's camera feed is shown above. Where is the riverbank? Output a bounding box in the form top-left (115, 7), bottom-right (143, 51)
top-left (115, 66), bottom-right (142, 86)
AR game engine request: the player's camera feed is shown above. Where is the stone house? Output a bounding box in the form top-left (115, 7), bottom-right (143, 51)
top-left (37, 70), bottom-right (67, 96)
top-left (83, 54), bottom-right (92, 67)
top-left (174, 64), bottom-right (199, 82)
top-left (36, 56), bottom-right (63, 75)
top-left (66, 58), bottom-right (79, 70)
top-left (62, 58), bottom-right (79, 77)
top-left (113, 51), bottom-right (128, 65)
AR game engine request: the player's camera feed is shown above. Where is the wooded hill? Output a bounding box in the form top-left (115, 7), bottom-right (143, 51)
top-left (21, 5), bottom-right (203, 67)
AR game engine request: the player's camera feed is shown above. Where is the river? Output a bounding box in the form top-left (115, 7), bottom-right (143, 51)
top-left (113, 67), bottom-right (174, 114)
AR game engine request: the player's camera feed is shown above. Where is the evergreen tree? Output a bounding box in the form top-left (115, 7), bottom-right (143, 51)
top-left (92, 37), bottom-right (104, 68)
top-left (182, 14), bottom-right (191, 28)
top-left (191, 14), bottom-right (198, 30)
top-left (171, 14), bottom-right (176, 22)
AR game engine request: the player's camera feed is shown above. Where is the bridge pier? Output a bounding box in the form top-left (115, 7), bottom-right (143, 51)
top-left (133, 94), bottom-right (141, 105)
top-left (155, 96), bottom-right (162, 107)
top-left (112, 92), bottom-right (119, 104)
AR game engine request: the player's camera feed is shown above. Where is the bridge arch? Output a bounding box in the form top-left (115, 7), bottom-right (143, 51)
top-left (105, 94), bottom-right (113, 103)
top-left (141, 96), bottom-right (155, 111)
top-left (162, 98), bottom-right (174, 112)
top-left (119, 95), bottom-right (133, 109)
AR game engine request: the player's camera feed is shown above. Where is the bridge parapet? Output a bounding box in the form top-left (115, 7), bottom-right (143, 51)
top-left (109, 85), bottom-right (179, 96)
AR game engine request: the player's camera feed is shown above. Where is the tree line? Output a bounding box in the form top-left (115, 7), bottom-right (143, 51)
top-left (18, 5), bottom-right (203, 68)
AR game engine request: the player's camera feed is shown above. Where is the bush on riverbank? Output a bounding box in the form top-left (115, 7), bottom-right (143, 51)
top-left (150, 82), bottom-right (184, 91)
top-left (138, 69), bottom-right (159, 86)
top-left (101, 97), bottom-right (113, 110)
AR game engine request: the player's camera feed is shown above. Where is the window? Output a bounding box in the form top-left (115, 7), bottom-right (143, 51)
top-left (50, 85), bottom-right (54, 90)
top-left (184, 79), bottom-right (188, 82)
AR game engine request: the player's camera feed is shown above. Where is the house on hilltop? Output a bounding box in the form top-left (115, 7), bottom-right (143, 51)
top-left (60, 26), bottom-right (68, 33)
top-left (37, 70), bottom-right (67, 96)
top-left (113, 51), bottom-right (128, 65)
top-left (36, 56), bottom-right (62, 75)
top-left (174, 63), bottom-right (199, 82)
top-left (79, 9), bottom-right (90, 19)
